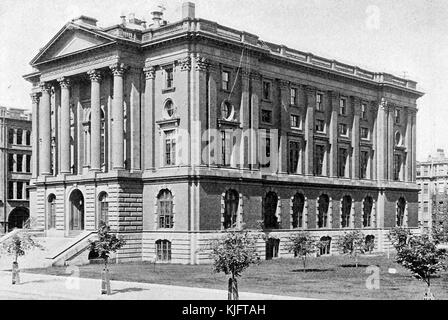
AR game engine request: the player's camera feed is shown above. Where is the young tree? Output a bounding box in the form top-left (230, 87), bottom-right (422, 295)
top-left (90, 222), bottom-right (126, 294)
top-left (337, 230), bottom-right (366, 267)
top-left (209, 230), bottom-right (260, 300)
top-left (286, 232), bottom-right (316, 271)
top-left (1, 230), bottom-right (42, 284)
top-left (388, 226), bottom-right (412, 251)
top-left (395, 234), bottom-right (448, 300)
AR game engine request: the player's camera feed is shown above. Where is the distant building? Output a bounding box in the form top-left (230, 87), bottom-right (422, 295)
top-left (0, 106), bottom-right (32, 233)
top-left (417, 149), bottom-right (448, 230)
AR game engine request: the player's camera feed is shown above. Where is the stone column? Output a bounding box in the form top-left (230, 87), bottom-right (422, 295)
top-left (250, 72), bottom-right (261, 170)
top-left (30, 93), bottom-right (40, 178)
top-left (240, 70), bottom-right (251, 169)
top-left (143, 66), bottom-right (156, 170)
top-left (304, 86), bottom-right (315, 175)
top-left (39, 83), bottom-right (52, 175)
top-left (278, 80), bottom-right (290, 173)
top-left (351, 96), bottom-right (361, 179)
top-left (387, 104), bottom-right (395, 180)
top-left (405, 109), bottom-right (412, 182)
top-left (376, 98), bottom-right (388, 181)
top-left (58, 77), bottom-right (71, 174)
top-left (411, 109), bottom-right (417, 182)
top-left (328, 91), bottom-right (339, 177)
top-left (110, 63), bottom-right (126, 170)
top-left (88, 70), bottom-right (102, 171)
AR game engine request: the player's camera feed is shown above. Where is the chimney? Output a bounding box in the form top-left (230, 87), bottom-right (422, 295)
top-left (72, 15), bottom-right (98, 26)
top-left (120, 14), bottom-right (126, 25)
top-left (182, 2), bottom-right (195, 20)
top-left (151, 6), bottom-right (164, 28)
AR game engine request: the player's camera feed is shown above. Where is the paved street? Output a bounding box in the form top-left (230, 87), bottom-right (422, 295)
top-left (0, 271), bottom-right (304, 300)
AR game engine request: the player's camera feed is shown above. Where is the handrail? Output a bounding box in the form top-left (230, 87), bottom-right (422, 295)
top-left (47, 231), bottom-right (97, 260)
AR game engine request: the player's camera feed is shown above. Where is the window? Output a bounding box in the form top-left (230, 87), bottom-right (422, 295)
top-left (8, 154), bottom-right (14, 172)
top-left (98, 192), bottom-right (109, 225)
top-left (360, 127), bottom-right (369, 140)
top-left (394, 108), bottom-right (401, 123)
top-left (289, 141), bottom-right (300, 173)
top-left (221, 130), bottom-right (231, 166)
top-left (8, 181), bottom-right (14, 199)
top-left (8, 128), bottom-right (14, 144)
top-left (316, 93), bottom-right (323, 111)
top-left (223, 189), bottom-right (239, 229)
top-left (290, 88), bottom-right (298, 105)
top-left (165, 67), bottom-right (173, 88)
top-left (263, 192), bottom-right (278, 229)
top-left (361, 103), bottom-right (367, 120)
top-left (319, 236), bottom-right (331, 255)
top-left (341, 195), bottom-right (352, 228)
top-left (156, 240), bottom-right (171, 261)
top-left (292, 193), bottom-right (305, 228)
top-left (365, 235), bottom-right (375, 252)
top-left (48, 194), bottom-right (56, 229)
top-left (393, 154), bottom-right (402, 181)
top-left (16, 129), bottom-right (23, 145)
top-left (360, 150), bottom-right (369, 179)
top-left (290, 114), bottom-right (300, 128)
top-left (157, 189), bottom-right (174, 229)
top-left (222, 71), bottom-right (230, 91)
top-left (397, 197), bottom-right (406, 226)
top-left (164, 100), bottom-right (175, 118)
top-left (395, 131), bottom-right (402, 146)
top-left (363, 196), bottom-right (373, 227)
top-left (261, 135), bottom-right (271, 168)
top-left (17, 182), bottom-right (23, 200)
top-left (315, 119), bottom-right (325, 133)
top-left (338, 148), bottom-right (348, 177)
top-left (262, 81), bottom-right (271, 100)
top-left (16, 154), bottom-right (23, 173)
top-left (261, 109), bottom-right (272, 123)
top-left (25, 183), bottom-right (29, 200)
top-left (221, 101), bottom-right (233, 120)
top-left (26, 131), bottom-right (31, 145)
top-left (314, 144), bottom-right (325, 176)
top-left (317, 194), bottom-right (329, 228)
top-left (164, 131), bottom-right (176, 166)
top-left (339, 98), bottom-right (347, 115)
top-left (338, 123), bottom-right (348, 136)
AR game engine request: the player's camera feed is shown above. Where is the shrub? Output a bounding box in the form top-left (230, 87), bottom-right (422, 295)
top-left (286, 232), bottom-right (316, 271)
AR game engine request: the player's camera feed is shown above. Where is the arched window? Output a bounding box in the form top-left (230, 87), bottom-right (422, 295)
top-left (164, 99), bottom-right (175, 118)
top-left (26, 131), bottom-right (31, 145)
top-left (292, 193), bottom-right (305, 228)
top-left (363, 196), bottom-right (373, 228)
top-left (16, 129), bottom-right (23, 145)
top-left (98, 192), bottom-right (109, 225)
top-left (319, 236), bottom-right (331, 255)
top-left (157, 189), bottom-right (174, 229)
top-left (48, 194), bottom-right (56, 229)
top-left (317, 194), bottom-right (329, 228)
top-left (263, 192), bottom-right (279, 229)
top-left (223, 189), bottom-right (239, 229)
top-left (156, 239), bottom-right (171, 261)
top-left (341, 195), bottom-right (352, 228)
top-left (397, 197), bottom-right (406, 226)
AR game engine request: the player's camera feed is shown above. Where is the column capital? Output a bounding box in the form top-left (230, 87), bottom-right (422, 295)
top-left (249, 71), bottom-right (262, 81)
top-left (57, 77), bottom-right (71, 88)
top-left (110, 62), bottom-right (126, 77)
top-left (40, 82), bottom-right (52, 93)
top-left (87, 69), bottom-right (102, 82)
top-left (30, 92), bottom-right (41, 104)
top-left (304, 85), bottom-right (316, 94)
top-left (179, 56), bottom-right (191, 72)
top-left (278, 79), bottom-right (290, 89)
top-left (143, 66), bottom-right (156, 79)
top-left (194, 54), bottom-right (209, 71)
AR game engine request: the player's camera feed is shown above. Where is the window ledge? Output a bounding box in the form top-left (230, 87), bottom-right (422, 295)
top-left (162, 87), bottom-right (175, 94)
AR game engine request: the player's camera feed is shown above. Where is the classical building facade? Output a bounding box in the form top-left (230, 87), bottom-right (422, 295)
top-left (416, 149), bottom-right (448, 230)
top-left (24, 2), bottom-right (423, 264)
top-left (0, 106), bottom-right (32, 233)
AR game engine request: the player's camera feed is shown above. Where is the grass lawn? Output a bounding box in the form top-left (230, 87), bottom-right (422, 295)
top-left (24, 253), bottom-right (448, 300)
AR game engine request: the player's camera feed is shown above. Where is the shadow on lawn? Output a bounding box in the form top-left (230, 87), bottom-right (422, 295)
top-left (292, 268), bottom-right (335, 273)
top-left (339, 264), bottom-right (371, 268)
top-left (111, 287), bottom-right (147, 295)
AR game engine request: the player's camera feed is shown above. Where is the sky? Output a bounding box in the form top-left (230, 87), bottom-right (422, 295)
top-left (0, 0), bottom-right (447, 161)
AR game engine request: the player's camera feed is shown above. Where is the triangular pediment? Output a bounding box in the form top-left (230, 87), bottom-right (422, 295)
top-left (31, 24), bottom-right (116, 65)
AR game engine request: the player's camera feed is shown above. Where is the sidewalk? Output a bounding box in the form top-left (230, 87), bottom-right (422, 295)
top-left (0, 271), bottom-right (306, 300)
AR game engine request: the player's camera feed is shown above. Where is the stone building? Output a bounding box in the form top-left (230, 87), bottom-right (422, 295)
top-left (24, 2), bottom-right (423, 264)
top-left (416, 149), bottom-right (448, 230)
top-left (0, 106), bottom-right (32, 233)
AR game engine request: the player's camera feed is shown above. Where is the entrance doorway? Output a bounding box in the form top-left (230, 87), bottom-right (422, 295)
top-left (69, 189), bottom-right (84, 232)
top-left (8, 207), bottom-right (30, 232)
top-left (265, 238), bottom-right (280, 260)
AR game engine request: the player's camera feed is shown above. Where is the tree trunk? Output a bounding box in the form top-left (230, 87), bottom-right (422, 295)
top-left (302, 256), bottom-right (306, 271)
top-left (101, 258), bottom-right (111, 295)
top-left (11, 261), bottom-right (20, 285)
top-left (423, 283), bottom-right (435, 300)
top-left (228, 276), bottom-right (239, 300)
top-left (355, 255), bottom-right (358, 268)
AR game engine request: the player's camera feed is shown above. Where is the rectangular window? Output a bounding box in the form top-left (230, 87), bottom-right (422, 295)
top-left (262, 81), bottom-right (271, 100)
top-left (338, 148), bottom-right (348, 177)
top-left (8, 154), bottom-right (14, 172)
top-left (360, 127), bottom-right (369, 140)
top-left (8, 129), bottom-right (14, 144)
top-left (222, 71), bottom-right (230, 91)
top-left (26, 131), bottom-right (31, 145)
top-left (360, 150), bottom-right (369, 179)
top-left (394, 154), bottom-right (402, 181)
top-left (314, 144), bottom-right (325, 176)
top-left (361, 103), bottom-right (367, 120)
top-left (25, 183), bottom-right (29, 200)
top-left (315, 119), bottom-right (325, 133)
top-left (290, 88), bottom-right (298, 105)
top-left (289, 141), bottom-right (300, 173)
top-left (164, 131), bottom-right (176, 166)
top-left (395, 109), bottom-right (401, 123)
top-left (8, 181), bottom-right (14, 199)
top-left (316, 93), bottom-right (323, 111)
top-left (221, 130), bottom-right (231, 166)
top-left (165, 67), bottom-right (174, 88)
top-left (16, 154), bottom-right (23, 173)
top-left (16, 129), bottom-right (23, 145)
top-left (290, 114), bottom-right (300, 128)
top-left (339, 98), bottom-right (347, 115)
top-left (261, 109), bottom-right (272, 123)
top-left (338, 123), bottom-right (348, 136)
top-left (17, 181), bottom-right (23, 200)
